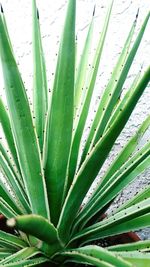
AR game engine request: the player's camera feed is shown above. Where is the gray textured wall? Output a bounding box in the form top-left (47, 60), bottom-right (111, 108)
top-left (0, 0), bottom-right (150, 237)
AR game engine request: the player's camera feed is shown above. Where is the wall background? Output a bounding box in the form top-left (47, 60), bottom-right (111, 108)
top-left (0, 0), bottom-right (150, 238)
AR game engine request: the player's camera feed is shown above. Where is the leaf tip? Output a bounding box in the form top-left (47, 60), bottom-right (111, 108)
top-left (37, 8), bottom-right (39, 20)
top-left (93, 5), bottom-right (96, 17)
top-left (7, 218), bottom-right (16, 227)
top-left (135, 8), bottom-right (139, 22)
top-left (0, 3), bottom-right (4, 13)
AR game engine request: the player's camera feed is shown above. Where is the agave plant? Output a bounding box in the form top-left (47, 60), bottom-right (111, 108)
top-left (0, 0), bottom-right (150, 266)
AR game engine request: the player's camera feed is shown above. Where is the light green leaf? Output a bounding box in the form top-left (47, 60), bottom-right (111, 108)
top-left (74, 5), bottom-right (95, 115)
top-left (32, 0), bottom-right (48, 151)
top-left (115, 251), bottom-right (150, 267)
top-left (74, 141), bottom-right (150, 230)
top-left (43, 0), bottom-right (76, 225)
top-left (58, 67), bottom-right (150, 244)
top-left (67, 0), bottom-right (114, 191)
top-left (0, 230), bottom-right (27, 250)
top-left (0, 12), bottom-right (50, 219)
top-left (108, 240), bottom-right (150, 252)
top-left (71, 198), bottom-right (150, 245)
top-left (80, 11), bottom-right (149, 164)
top-left (0, 97), bottom-right (20, 173)
top-left (0, 152), bottom-right (30, 213)
top-left (3, 257), bottom-right (48, 267)
top-left (0, 197), bottom-right (18, 218)
top-left (60, 246), bottom-right (131, 267)
top-left (0, 247), bottom-right (40, 264)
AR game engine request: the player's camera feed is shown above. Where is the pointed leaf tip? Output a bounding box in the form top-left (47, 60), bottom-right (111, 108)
top-left (37, 8), bottom-right (39, 19)
top-left (135, 8), bottom-right (139, 21)
top-left (93, 5), bottom-right (96, 16)
top-left (0, 4), bottom-right (4, 13)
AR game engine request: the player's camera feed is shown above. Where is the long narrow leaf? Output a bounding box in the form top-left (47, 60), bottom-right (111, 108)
top-left (0, 252), bottom-right (12, 260)
top-left (0, 11), bottom-right (49, 219)
top-left (67, 0), bottom-right (114, 191)
top-left (74, 6), bottom-right (95, 114)
top-left (116, 185), bottom-right (150, 212)
top-left (0, 197), bottom-right (18, 218)
top-left (74, 141), bottom-right (150, 230)
top-left (108, 240), bottom-right (150, 252)
top-left (80, 11), bottom-right (149, 164)
top-left (105, 70), bottom-right (141, 132)
top-left (86, 113), bottom-right (150, 207)
top-left (0, 173), bottom-right (22, 215)
top-left (0, 153), bottom-right (30, 213)
top-left (3, 257), bottom-right (48, 267)
top-left (0, 97), bottom-right (20, 173)
top-left (0, 141), bottom-right (22, 185)
top-left (114, 251), bottom-right (150, 267)
top-left (32, 0), bottom-right (48, 151)
top-left (58, 67), bottom-right (150, 244)
top-left (0, 230), bottom-right (27, 250)
top-left (7, 215), bottom-right (63, 256)
top-left (71, 198), bottom-right (150, 245)
top-left (0, 247), bottom-right (40, 264)
top-left (43, 0), bottom-right (76, 225)
top-left (60, 246), bottom-right (131, 267)
top-left (99, 114), bottom-right (150, 190)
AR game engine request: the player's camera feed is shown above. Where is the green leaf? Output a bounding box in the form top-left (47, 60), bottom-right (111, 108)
top-left (74, 6), bottom-right (95, 115)
top-left (7, 215), bottom-right (63, 256)
top-left (58, 66), bottom-right (150, 244)
top-left (60, 246), bottom-right (131, 267)
top-left (85, 112), bottom-right (150, 210)
top-left (71, 198), bottom-right (150, 245)
top-left (43, 0), bottom-right (76, 225)
top-left (0, 172), bottom-right (22, 215)
top-left (2, 257), bottom-right (48, 267)
top-left (0, 97), bottom-right (20, 173)
top-left (118, 185), bottom-right (150, 212)
top-left (0, 197), bottom-right (18, 218)
top-left (80, 11), bottom-right (149, 164)
top-left (74, 140), bottom-right (150, 230)
top-left (32, 0), bottom-right (48, 151)
top-left (0, 141), bottom-right (23, 186)
top-left (0, 252), bottom-right (12, 260)
top-left (0, 5), bottom-right (13, 54)
top-left (98, 113), bottom-right (150, 190)
top-left (0, 12), bottom-right (50, 219)
top-left (115, 251), bottom-right (150, 267)
top-left (104, 70), bottom-right (141, 132)
top-left (0, 230), bottom-right (27, 250)
top-left (108, 240), bottom-right (150, 252)
top-left (0, 152), bottom-right (30, 213)
top-left (67, 0), bottom-right (114, 191)
top-left (0, 247), bottom-right (40, 264)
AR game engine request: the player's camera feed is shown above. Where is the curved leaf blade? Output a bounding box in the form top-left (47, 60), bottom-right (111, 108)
top-left (60, 246), bottom-right (131, 267)
top-left (0, 12), bottom-right (49, 219)
top-left (80, 11), bottom-right (149, 164)
top-left (67, 0), bottom-right (114, 191)
top-left (32, 0), bottom-right (48, 151)
top-left (7, 215), bottom-right (63, 256)
top-left (58, 67), bottom-right (150, 243)
top-left (43, 0), bottom-right (76, 225)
